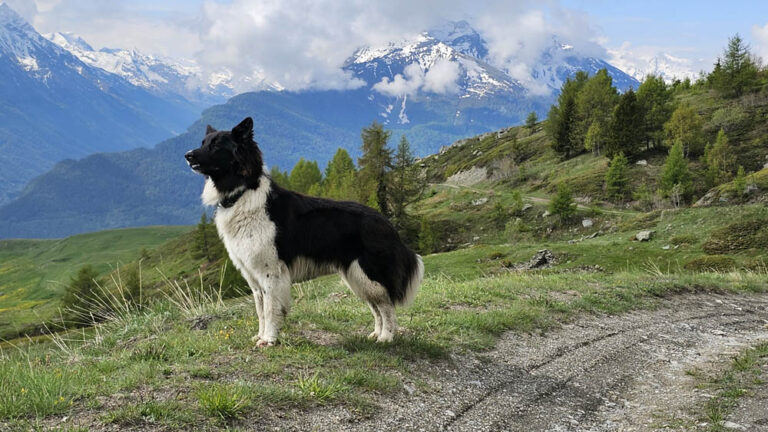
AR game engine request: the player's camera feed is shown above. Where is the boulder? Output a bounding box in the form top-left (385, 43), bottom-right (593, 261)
top-left (635, 159), bottom-right (648, 166)
top-left (513, 249), bottom-right (557, 270)
top-left (636, 230), bottom-right (654, 241)
top-left (582, 218), bottom-right (593, 228)
top-left (522, 203), bottom-right (533, 211)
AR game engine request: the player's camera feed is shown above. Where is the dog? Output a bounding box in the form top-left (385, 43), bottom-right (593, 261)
top-left (185, 117), bottom-right (423, 347)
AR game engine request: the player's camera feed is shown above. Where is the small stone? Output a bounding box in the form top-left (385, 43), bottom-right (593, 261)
top-left (446, 410), bottom-right (456, 418)
top-left (542, 210), bottom-right (551, 218)
top-left (722, 421), bottom-right (747, 431)
top-left (471, 197), bottom-right (488, 206)
top-left (636, 159), bottom-right (648, 166)
top-left (662, 245), bottom-right (670, 250)
top-left (403, 383), bottom-right (416, 395)
top-left (522, 203), bottom-right (533, 211)
top-left (582, 218), bottom-right (593, 228)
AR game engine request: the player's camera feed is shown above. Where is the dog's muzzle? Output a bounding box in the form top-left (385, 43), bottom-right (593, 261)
top-left (185, 151), bottom-right (201, 171)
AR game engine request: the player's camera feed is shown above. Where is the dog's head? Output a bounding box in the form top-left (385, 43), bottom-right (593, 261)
top-left (185, 117), bottom-right (263, 192)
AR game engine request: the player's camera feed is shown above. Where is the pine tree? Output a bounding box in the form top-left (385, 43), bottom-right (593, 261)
top-left (606, 88), bottom-right (643, 159)
top-left (549, 184), bottom-right (576, 224)
top-left (732, 166), bottom-right (747, 196)
top-left (269, 166), bottom-right (291, 189)
top-left (663, 103), bottom-right (705, 157)
top-left (636, 74), bottom-right (672, 150)
top-left (604, 152), bottom-right (630, 201)
top-left (705, 129), bottom-right (736, 187)
top-left (323, 148), bottom-right (357, 200)
top-left (418, 218), bottom-right (439, 254)
top-left (660, 139), bottom-right (692, 201)
top-left (710, 34), bottom-right (759, 97)
top-left (358, 121), bottom-right (393, 215)
top-left (576, 68), bottom-right (619, 148)
top-left (289, 158), bottom-right (322, 194)
top-left (194, 212), bottom-right (212, 261)
top-left (525, 111), bottom-right (538, 130)
top-left (61, 265), bottom-right (101, 322)
top-left (388, 136), bottom-right (425, 231)
top-left (547, 74), bottom-right (588, 159)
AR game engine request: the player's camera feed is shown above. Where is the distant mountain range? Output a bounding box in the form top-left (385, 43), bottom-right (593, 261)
top-left (0, 15), bottom-right (643, 238)
top-left (0, 4), bottom-right (202, 203)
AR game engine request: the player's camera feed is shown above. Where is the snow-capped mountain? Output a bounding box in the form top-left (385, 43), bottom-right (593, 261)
top-left (45, 31), bottom-right (231, 105)
top-left (0, 3), bottom-right (199, 204)
top-left (608, 45), bottom-right (700, 83)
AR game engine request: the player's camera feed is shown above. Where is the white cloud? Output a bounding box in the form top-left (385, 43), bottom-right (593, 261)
top-left (607, 41), bottom-right (704, 83)
top-left (373, 59), bottom-right (460, 97)
top-left (752, 22), bottom-right (768, 61)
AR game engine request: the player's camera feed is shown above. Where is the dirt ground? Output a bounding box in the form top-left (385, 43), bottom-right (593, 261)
top-left (271, 293), bottom-right (768, 431)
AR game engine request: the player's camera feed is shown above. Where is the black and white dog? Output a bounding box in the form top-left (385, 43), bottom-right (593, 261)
top-left (185, 117), bottom-right (423, 347)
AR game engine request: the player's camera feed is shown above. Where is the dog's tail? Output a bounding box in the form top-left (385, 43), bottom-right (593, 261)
top-left (397, 252), bottom-right (424, 307)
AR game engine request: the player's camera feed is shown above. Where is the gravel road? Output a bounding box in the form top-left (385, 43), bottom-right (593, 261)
top-left (279, 293), bottom-right (768, 432)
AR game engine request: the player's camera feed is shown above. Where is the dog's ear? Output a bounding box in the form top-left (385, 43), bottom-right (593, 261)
top-left (232, 117), bottom-right (254, 143)
top-left (206, 125), bottom-right (216, 135)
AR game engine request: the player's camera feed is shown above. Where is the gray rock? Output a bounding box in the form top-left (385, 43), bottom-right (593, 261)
top-left (512, 249), bottom-right (557, 271)
top-left (635, 159), bottom-right (648, 166)
top-left (636, 230), bottom-right (654, 241)
top-left (722, 421), bottom-right (747, 431)
top-left (582, 218), bottom-right (593, 228)
top-left (542, 210), bottom-right (551, 218)
top-left (522, 203), bottom-right (533, 211)
top-left (471, 197), bottom-right (488, 206)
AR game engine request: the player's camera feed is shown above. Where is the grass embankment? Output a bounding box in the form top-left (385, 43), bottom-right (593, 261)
top-left (1, 223), bottom-right (766, 430)
top-left (0, 226), bottom-right (192, 340)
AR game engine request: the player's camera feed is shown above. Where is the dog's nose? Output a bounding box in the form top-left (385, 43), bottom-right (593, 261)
top-left (185, 151), bottom-right (195, 162)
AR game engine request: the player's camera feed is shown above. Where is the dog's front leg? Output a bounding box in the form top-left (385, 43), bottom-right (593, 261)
top-left (256, 271), bottom-right (292, 347)
top-left (241, 272), bottom-right (266, 342)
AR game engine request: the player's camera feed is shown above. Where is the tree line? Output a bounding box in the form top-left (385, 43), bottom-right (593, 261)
top-left (547, 34), bottom-right (762, 207)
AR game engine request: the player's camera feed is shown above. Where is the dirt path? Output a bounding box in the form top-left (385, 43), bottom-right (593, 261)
top-left (279, 293), bottom-right (768, 431)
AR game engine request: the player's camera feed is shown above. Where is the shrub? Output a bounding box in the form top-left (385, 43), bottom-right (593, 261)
top-left (684, 256), bottom-right (737, 272)
top-left (670, 234), bottom-right (697, 246)
top-left (703, 219), bottom-right (768, 254)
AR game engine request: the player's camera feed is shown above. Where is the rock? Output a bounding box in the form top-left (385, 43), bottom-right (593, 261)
top-left (471, 197), bottom-right (488, 206)
top-left (662, 245), bottom-right (670, 250)
top-left (472, 236), bottom-right (480, 241)
top-left (746, 183), bottom-right (759, 194)
top-left (187, 315), bottom-right (216, 330)
top-left (722, 421), bottom-right (748, 431)
top-left (635, 159), bottom-right (648, 166)
top-left (582, 218), bottom-right (593, 228)
top-left (403, 383), bottom-right (416, 395)
top-left (636, 230), bottom-right (654, 241)
top-left (542, 210), bottom-right (551, 218)
top-left (513, 249), bottom-right (557, 270)
top-left (522, 203), bottom-right (533, 211)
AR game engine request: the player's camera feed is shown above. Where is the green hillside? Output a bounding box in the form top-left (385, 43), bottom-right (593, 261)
top-left (0, 226), bottom-right (191, 340)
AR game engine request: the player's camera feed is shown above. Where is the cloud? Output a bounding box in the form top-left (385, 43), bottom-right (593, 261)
top-left (752, 22), bottom-right (768, 61)
top-left (373, 59), bottom-right (460, 97)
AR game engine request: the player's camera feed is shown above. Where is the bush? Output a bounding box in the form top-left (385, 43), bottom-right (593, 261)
top-left (703, 219), bottom-right (768, 254)
top-left (684, 256), bottom-right (737, 272)
top-left (670, 234), bottom-right (697, 246)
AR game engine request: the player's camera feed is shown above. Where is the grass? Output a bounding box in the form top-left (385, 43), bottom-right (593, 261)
top-left (698, 342), bottom-right (768, 431)
top-left (0, 225), bottom-right (191, 340)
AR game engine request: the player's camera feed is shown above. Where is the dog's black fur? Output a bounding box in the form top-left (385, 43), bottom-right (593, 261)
top-left (185, 117), bottom-right (420, 305)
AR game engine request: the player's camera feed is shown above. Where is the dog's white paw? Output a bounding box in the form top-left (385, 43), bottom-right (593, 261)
top-left (252, 335), bottom-right (276, 348)
top-left (376, 333), bottom-right (393, 343)
top-left (367, 331), bottom-right (378, 340)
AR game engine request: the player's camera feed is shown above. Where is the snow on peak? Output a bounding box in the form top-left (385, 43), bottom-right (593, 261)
top-left (45, 32), bottom-right (94, 52)
top-left (608, 44), bottom-right (699, 83)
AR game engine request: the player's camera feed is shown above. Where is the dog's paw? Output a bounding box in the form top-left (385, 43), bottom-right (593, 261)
top-left (253, 338), bottom-right (276, 348)
top-left (376, 333), bottom-right (394, 343)
top-left (367, 331), bottom-right (378, 340)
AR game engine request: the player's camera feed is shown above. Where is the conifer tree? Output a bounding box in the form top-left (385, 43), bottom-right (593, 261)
top-left (705, 129), bottom-right (736, 187)
top-left (358, 121), bottom-right (393, 215)
top-left (660, 139), bottom-right (692, 201)
top-left (549, 184), bottom-right (576, 224)
top-left (525, 111), bottom-right (538, 130)
top-left (604, 152), bottom-right (630, 201)
top-left (269, 166), bottom-right (291, 189)
top-left (388, 136), bottom-right (425, 230)
top-left (61, 265), bottom-right (101, 322)
top-left (710, 34), bottom-right (759, 97)
top-left (663, 103), bottom-right (705, 157)
top-left (418, 218), bottom-right (439, 254)
top-left (606, 88), bottom-right (643, 159)
top-left (636, 74), bottom-right (672, 150)
top-left (547, 74), bottom-right (588, 159)
top-left (732, 166), bottom-right (747, 196)
top-left (289, 158), bottom-right (322, 194)
top-left (576, 68), bottom-right (618, 148)
top-left (323, 148), bottom-right (357, 200)
top-left (194, 212), bottom-right (212, 261)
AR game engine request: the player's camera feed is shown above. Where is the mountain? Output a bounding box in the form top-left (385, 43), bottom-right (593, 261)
top-left (0, 4), bottom-right (200, 203)
top-left (0, 20), bottom-right (640, 238)
top-left (45, 31), bottom-right (231, 106)
top-left (608, 45), bottom-right (700, 83)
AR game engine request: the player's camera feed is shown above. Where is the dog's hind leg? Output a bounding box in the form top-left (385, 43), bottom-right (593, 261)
top-left (375, 301), bottom-right (397, 343)
top-left (367, 303), bottom-right (383, 340)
